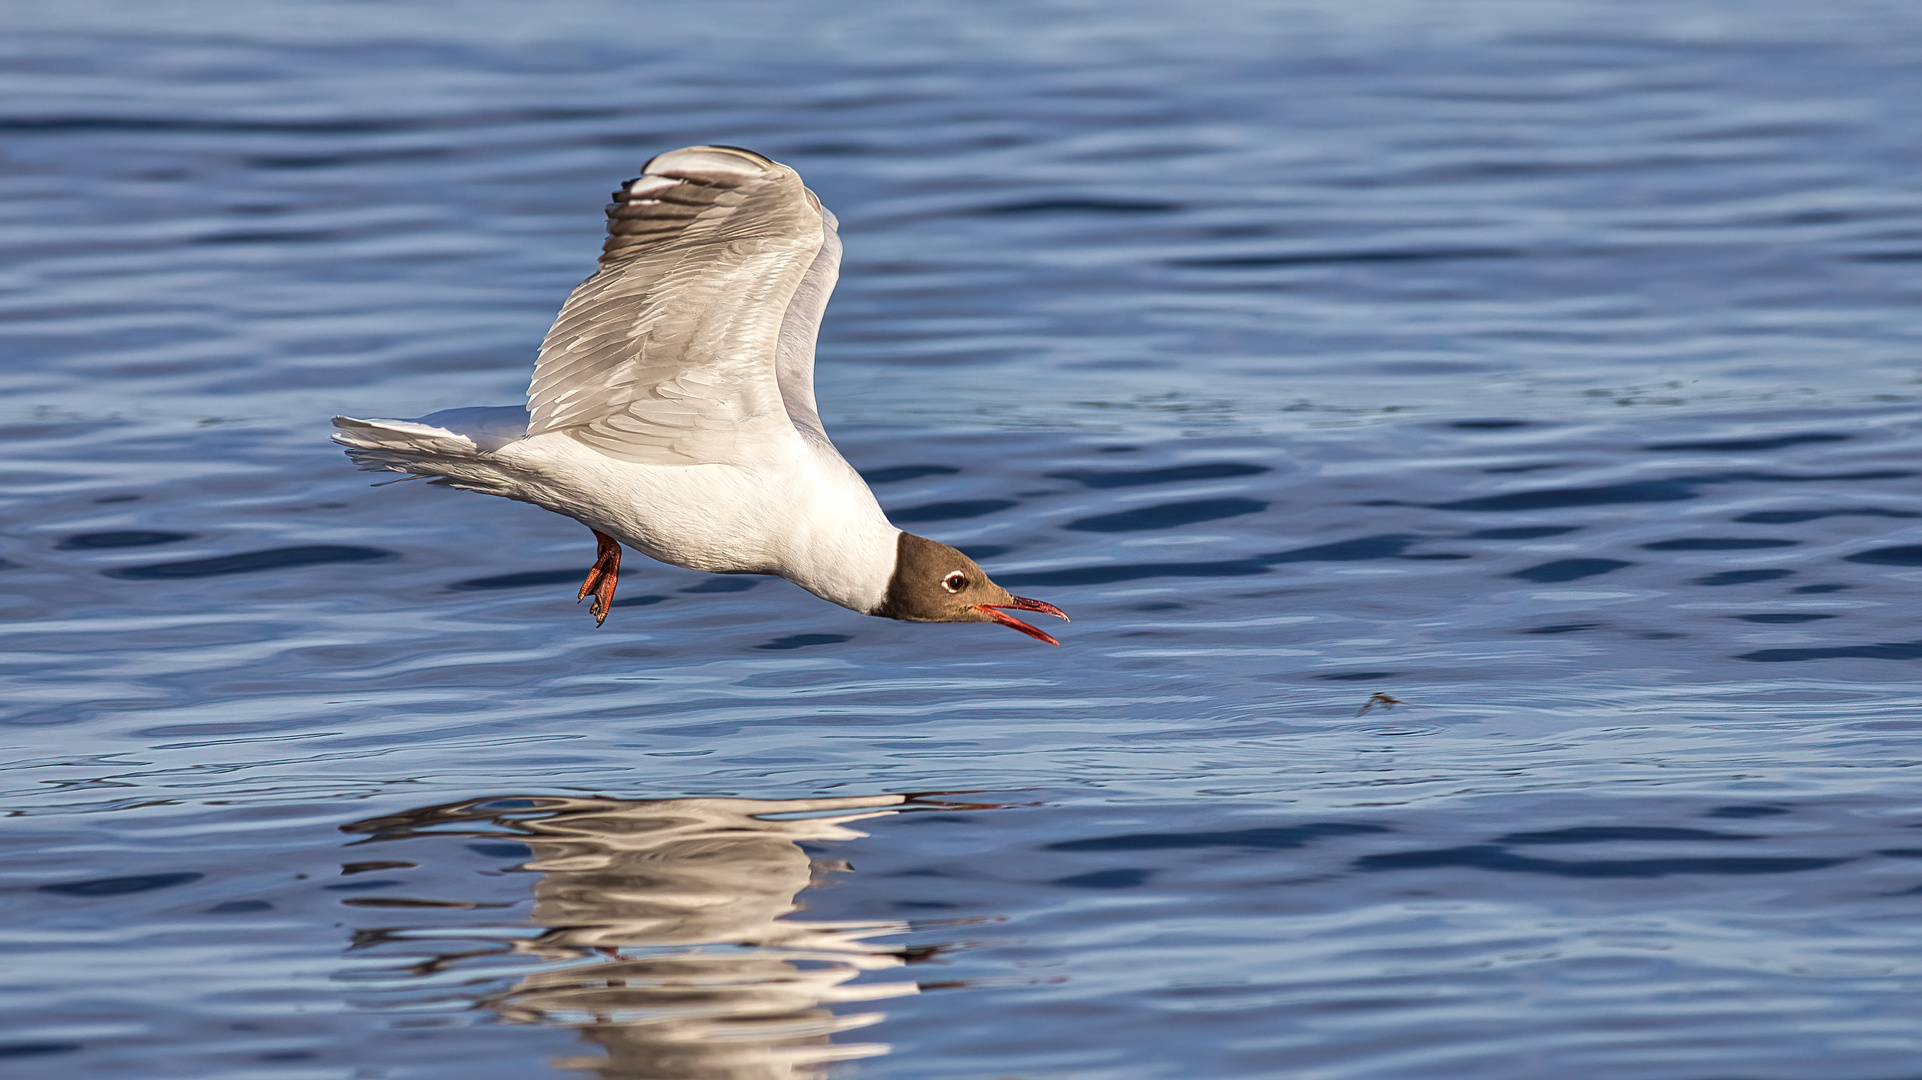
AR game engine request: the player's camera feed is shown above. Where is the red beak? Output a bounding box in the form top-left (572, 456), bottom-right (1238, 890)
top-left (976, 596), bottom-right (1070, 646)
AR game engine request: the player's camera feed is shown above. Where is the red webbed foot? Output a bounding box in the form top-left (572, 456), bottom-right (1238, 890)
top-left (577, 530), bottom-right (623, 627)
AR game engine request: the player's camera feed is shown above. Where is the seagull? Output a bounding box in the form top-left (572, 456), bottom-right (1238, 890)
top-left (333, 145), bottom-right (1068, 644)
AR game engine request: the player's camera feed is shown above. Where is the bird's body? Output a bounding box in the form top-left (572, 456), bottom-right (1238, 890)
top-left (333, 146), bottom-right (1065, 642)
top-left (338, 402), bottom-right (897, 613)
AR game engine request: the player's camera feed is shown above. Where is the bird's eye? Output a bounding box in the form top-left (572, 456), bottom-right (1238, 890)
top-left (942, 571), bottom-right (968, 593)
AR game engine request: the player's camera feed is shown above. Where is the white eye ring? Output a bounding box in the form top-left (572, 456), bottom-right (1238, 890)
top-left (942, 571), bottom-right (968, 593)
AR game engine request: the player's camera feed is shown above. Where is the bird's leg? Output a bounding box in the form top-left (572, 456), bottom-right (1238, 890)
top-left (577, 530), bottom-right (622, 627)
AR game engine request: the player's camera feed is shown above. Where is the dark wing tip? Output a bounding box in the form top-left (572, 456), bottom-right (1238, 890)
top-left (600, 147), bottom-right (784, 260)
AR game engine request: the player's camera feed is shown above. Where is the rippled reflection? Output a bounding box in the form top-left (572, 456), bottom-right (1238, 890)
top-left (342, 793), bottom-right (983, 1079)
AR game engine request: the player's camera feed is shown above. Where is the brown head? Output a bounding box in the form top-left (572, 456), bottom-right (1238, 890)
top-left (870, 532), bottom-right (1069, 645)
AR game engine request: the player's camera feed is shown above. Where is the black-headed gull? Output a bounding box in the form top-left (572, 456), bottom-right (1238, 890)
top-left (333, 145), bottom-right (1068, 644)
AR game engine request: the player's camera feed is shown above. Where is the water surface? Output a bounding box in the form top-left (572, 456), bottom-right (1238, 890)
top-left (5, 1), bottom-right (1922, 1077)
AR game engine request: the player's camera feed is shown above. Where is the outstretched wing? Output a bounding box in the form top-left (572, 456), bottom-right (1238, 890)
top-left (527, 146), bottom-right (833, 465)
top-left (772, 206), bottom-right (841, 449)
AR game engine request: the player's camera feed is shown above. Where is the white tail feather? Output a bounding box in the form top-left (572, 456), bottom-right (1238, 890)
top-left (331, 407), bottom-right (531, 498)
top-left (331, 416), bottom-right (478, 473)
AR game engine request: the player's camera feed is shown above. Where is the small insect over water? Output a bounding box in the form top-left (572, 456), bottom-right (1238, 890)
top-left (1356, 692), bottom-right (1406, 717)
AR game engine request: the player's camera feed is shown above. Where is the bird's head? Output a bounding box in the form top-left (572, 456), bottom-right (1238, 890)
top-left (873, 532), bottom-right (1069, 645)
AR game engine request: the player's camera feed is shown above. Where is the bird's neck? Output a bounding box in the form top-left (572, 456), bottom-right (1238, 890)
top-left (773, 447), bottom-right (901, 614)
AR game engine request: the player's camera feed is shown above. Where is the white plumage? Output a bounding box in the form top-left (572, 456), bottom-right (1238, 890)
top-left (334, 145), bottom-right (1066, 643)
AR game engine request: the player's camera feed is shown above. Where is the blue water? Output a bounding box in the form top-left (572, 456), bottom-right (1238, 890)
top-left (6, 1), bottom-right (1922, 1076)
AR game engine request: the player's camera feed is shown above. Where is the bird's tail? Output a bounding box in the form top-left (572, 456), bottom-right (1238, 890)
top-left (331, 416), bottom-right (479, 475)
top-left (332, 405), bottom-right (530, 472)
top-left (331, 407), bottom-right (532, 497)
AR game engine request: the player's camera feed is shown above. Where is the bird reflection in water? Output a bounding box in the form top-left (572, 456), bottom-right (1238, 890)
top-left (341, 793), bottom-right (986, 1079)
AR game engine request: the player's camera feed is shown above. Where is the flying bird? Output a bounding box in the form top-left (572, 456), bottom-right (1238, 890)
top-left (333, 145), bottom-right (1067, 644)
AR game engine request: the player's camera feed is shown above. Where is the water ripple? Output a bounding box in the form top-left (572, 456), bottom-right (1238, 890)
top-left (7, 2), bottom-right (1922, 1077)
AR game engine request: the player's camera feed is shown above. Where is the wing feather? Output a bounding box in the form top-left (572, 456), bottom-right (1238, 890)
top-left (774, 208), bottom-right (841, 447)
top-left (527, 146), bottom-right (831, 465)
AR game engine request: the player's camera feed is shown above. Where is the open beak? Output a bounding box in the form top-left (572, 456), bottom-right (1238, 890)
top-left (976, 596), bottom-right (1070, 646)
